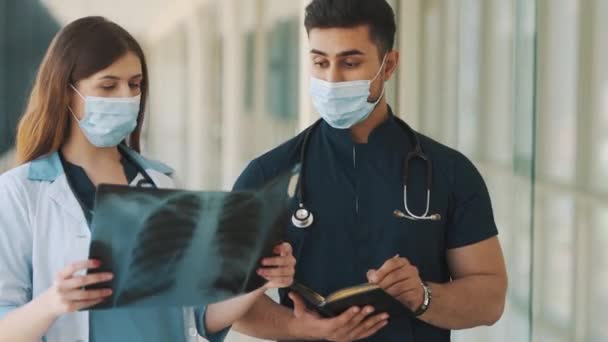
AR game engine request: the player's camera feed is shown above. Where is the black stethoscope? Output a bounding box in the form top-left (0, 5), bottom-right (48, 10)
top-left (118, 144), bottom-right (159, 189)
top-left (291, 117), bottom-right (442, 229)
top-left (127, 168), bottom-right (158, 189)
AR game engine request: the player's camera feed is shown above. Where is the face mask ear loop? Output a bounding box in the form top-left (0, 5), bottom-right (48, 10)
top-left (69, 84), bottom-right (86, 122)
top-left (369, 54), bottom-right (389, 104)
top-left (372, 84), bottom-right (387, 106)
top-left (371, 54), bottom-right (389, 84)
top-left (70, 84), bottom-right (86, 100)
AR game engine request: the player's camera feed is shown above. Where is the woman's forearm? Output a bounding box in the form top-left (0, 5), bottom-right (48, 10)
top-left (0, 294), bottom-right (58, 342)
top-left (204, 287), bottom-right (267, 334)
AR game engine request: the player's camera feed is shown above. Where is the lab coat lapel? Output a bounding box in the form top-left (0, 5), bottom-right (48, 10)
top-left (47, 175), bottom-right (89, 230)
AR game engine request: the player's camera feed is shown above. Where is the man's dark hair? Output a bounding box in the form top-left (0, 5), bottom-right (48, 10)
top-left (304, 0), bottom-right (397, 56)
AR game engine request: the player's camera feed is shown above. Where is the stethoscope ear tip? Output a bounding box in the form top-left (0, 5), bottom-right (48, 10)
top-left (394, 209), bottom-right (442, 222)
top-left (429, 214), bottom-right (442, 221)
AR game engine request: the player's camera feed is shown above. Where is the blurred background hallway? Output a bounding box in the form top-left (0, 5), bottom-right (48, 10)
top-left (1, 1), bottom-right (607, 341)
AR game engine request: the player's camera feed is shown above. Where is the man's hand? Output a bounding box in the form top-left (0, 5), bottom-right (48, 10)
top-left (367, 255), bottom-right (424, 312)
top-left (288, 292), bottom-right (389, 341)
top-left (257, 242), bottom-right (297, 289)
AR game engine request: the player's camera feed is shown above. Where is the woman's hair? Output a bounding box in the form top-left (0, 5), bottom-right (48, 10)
top-left (16, 16), bottom-right (149, 164)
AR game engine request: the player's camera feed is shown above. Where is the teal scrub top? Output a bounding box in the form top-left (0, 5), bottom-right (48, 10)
top-left (233, 109), bottom-right (499, 342)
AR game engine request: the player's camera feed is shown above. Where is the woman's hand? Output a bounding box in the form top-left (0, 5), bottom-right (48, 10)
top-left (40, 259), bottom-right (113, 317)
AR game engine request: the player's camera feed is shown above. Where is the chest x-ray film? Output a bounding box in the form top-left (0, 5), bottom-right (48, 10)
top-left (87, 167), bottom-right (299, 310)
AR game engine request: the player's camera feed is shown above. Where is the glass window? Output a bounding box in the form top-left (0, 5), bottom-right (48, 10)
top-left (596, 85), bottom-right (608, 193)
top-left (478, 0), bottom-right (515, 166)
top-left (244, 31), bottom-right (256, 112)
top-left (509, 178), bottom-right (533, 303)
top-left (538, 193), bottom-right (575, 332)
top-left (589, 206), bottom-right (608, 341)
top-left (421, 1), bottom-right (535, 341)
top-left (513, 0), bottom-right (536, 175)
top-left (536, 0), bottom-right (579, 184)
top-left (266, 17), bottom-right (299, 121)
top-left (455, 0), bottom-right (482, 157)
top-left (420, 0), bottom-right (446, 142)
top-left (195, 3), bottom-right (224, 189)
top-left (147, 26), bottom-right (189, 178)
top-left (240, 0), bottom-right (301, 168)
top-left (590, 0), bottom-right (608, 193)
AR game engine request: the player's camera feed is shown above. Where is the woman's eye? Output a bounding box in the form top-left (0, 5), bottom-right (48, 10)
top-left (129, 83), bottom-right (141, 89)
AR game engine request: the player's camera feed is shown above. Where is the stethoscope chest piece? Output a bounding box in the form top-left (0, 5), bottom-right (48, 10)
top-left (292, 204), bottom-right (314, 229)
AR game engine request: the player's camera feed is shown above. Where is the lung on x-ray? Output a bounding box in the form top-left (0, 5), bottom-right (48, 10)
top-left (87, 167), bottom-right (299, 310)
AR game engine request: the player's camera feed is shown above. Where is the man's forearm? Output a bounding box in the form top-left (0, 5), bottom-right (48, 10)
top-left (233, 294), bottom-right (300, 340)
top-left (418, 274), bottom-right (507, 330)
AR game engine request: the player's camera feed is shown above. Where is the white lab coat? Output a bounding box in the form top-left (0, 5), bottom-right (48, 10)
top-left (0, 148), bottom-right (205, 342)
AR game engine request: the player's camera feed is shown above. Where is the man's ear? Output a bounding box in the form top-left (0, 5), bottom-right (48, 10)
top-left (383, 50), bottom-right (400, 82)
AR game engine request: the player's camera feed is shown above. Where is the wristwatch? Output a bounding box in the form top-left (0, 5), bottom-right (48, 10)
top-left (413, 282), bottom-right (432, 317)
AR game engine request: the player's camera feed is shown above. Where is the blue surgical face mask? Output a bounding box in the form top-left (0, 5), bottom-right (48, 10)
top-left (310, 55), bottom-right (387, 129)
top-left (69, 84), bottom-right (141, 148)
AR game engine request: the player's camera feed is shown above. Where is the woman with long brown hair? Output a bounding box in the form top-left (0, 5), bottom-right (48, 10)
top-left (0, 16), bottom-right (295, 342)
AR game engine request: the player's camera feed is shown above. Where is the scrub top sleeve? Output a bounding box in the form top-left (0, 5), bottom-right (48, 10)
top-left (194, 306), bottom-right (230, 342)
top-left (0, 174), bottom-right (33, 318)
top-left (446, 154), bottom-right (499, 250)
top-left (232, 160), bottom-right (266, 192)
